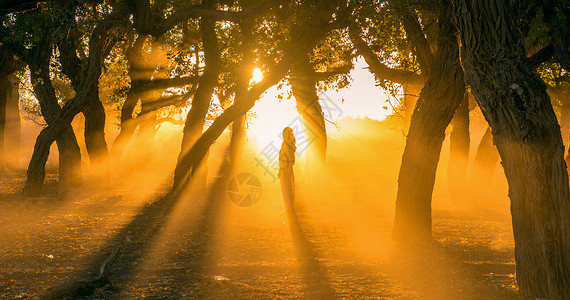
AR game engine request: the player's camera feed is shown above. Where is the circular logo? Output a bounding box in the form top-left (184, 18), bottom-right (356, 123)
top-left (226, 173), bottom-right (262, 207)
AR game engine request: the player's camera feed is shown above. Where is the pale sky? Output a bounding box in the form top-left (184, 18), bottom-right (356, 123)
top-left (247, 58), bottom-right (395, 147)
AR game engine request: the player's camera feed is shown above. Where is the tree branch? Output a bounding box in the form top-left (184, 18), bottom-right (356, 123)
top-left (396, 7), bottom-right (433, 78)
top-left (349, 25), bottom-right (423, 87)
top-left (129, 0), bottom-right (285, 37)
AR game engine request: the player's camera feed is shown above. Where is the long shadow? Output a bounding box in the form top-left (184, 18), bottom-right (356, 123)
top-left (286, 204), bottom-right (337, 299)
top-left (38, 167), bottom-right (205, 298)
top-left (386, 240), bottom-right (523, 299)
top-left (90, 160), bottom-right (243, 299)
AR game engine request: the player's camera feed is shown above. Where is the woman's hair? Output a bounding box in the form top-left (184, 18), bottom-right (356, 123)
top-left (282, 127), bottom-right (297, 152)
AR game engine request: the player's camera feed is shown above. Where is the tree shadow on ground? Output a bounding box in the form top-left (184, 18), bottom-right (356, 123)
top-left (35, 163), bottom-right (213, 297)
top-left (385, 240), bottom-right (524, 299)
top-left (286, 204), bottom-right (337, 299)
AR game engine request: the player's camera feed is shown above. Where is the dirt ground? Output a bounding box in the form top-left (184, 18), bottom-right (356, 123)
top-left (0, 119), bottom-right (522, 299)
top-left (0, 166), bottom-right (521, 300)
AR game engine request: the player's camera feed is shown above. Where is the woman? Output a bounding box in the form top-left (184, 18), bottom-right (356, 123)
top-left (278, 127), bottom-right (296, 209)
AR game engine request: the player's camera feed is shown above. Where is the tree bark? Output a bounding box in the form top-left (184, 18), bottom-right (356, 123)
top-left (454, 0), bottom-right (570, 297)
top-left (447, 92), bottom-right (470, 204)
top-left (291, 53), bottom-right (327, 178)
top-left (392, 0), bottom-right (465, 243)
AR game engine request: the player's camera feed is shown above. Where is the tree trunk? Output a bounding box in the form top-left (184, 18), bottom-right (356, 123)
top-left (455, 0), bottom-right (570, 297)
top-left (56, 2), bottom-right (110, 176)
top-left (470, 126), bottom-right (499, 204)
top-left (22, 1), bottom-right (128, 195)
top-left (82, 94), bottom-right (109, 176)
top-left (0, 74), bottom-right (8, 170)
top-left (110, 35), bottom-right (147, 161)
top-left (559, 100), bottom-right (570, 148)
top-left (291, 54), bottom-right (327, 178)
top-left (173, 2), bottom-right (219, 190)
top-left (27, 44), bottom-right (82, 188)
top-left (131, 105), bottom-right (158, 162)
top-left (447, 92), bottom-right (470, 204)
top-left (173, 13), bottom-right (329, 190)
top-left (402, 84), bottom-right (421, 133)
top-left (229, 115), bottom-right (245, 163)
top-left (392, 1), bottom-right (465, 243)
top-left (5, 74), bottom-right (20, 169)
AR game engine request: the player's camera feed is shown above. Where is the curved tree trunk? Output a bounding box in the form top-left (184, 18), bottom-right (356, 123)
top-left (173, 0), bottom-right (219, 190)
top-left (447, 92), bottom-right (470, 204)
top-left (57, 1), bottom-right (110, 176)
top-left (22, 1), bottom-right (128, 196)
top-left (110, 34), bottom-right (147, 161)
top-left (27, 43), bottom-right (82, 188)
top-left (392, 1), bottom-right (465, 243)
top-left (173, 10), bottom-right (330, 190)
top-left (470, 126), bottom-right (499, 204)
top-left (291, 53), bottom-right (327, 179)
top-left (455, 0), bottom-right (570, 297)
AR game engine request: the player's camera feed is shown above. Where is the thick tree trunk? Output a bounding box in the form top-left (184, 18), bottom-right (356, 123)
top-left (23, 1), bottom-right (128, 195)
top-left (392, 1), bottom-right (465, 242)
top-left (447, 92), bottom-right (470, 204)
top-left (291, 54), bottom-right (327, 178)
top-left (470, 127), bottom-right (499, 204)
top-left (455, 0), bottom-right (570, 297)
top-left (27, 45), bottom-right (82, 187)
top-left (56, 2), bottom-right (110, 176)
top-left (82, 94), bottom-right (109, 176)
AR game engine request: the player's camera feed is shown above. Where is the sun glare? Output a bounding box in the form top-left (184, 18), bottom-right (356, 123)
top-left (251, 68), bottom-right (264, 85)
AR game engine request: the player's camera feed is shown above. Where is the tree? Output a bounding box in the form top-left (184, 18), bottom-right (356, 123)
top-left (454, 0), bottom-right (570, 297)
top-left (20, 0), bottom-right (130, 195)
top-left (0, 46), bottom-right (23, 170)
top-left (173, 0), bottom-right (353, 189)
top-left (391, 0), bottom-right (465, 242)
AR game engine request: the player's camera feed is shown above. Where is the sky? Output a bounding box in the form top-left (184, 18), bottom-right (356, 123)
top-left (246, 58), bottom-right (395, 148)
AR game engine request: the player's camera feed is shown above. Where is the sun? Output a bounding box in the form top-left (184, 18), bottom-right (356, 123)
top-left (251, 68), bottom-right (263, 85)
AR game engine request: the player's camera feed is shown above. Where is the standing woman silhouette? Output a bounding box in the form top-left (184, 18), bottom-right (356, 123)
top-left (278, 127), bottom-right (296, 209)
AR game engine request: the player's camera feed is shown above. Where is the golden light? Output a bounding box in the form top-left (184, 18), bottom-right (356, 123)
top-left (251, 68), bottom-right (264, 85)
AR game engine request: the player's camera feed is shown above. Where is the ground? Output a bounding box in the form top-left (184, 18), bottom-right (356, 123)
top-left (0, 119), bottom-right (521, 299)
top-left (0, 167), bottom-right (520, 299)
